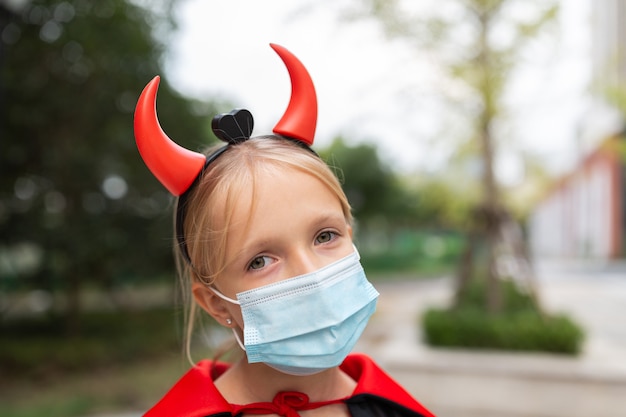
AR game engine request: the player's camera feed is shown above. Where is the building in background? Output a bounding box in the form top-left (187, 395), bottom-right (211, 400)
top-left (530, 137), bottom-right (625, 259)
top-left (529, 0), bottom-right (626, 260)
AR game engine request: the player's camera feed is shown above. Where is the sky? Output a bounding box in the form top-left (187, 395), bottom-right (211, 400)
top-left (165, 0), bottom-right (592, 183)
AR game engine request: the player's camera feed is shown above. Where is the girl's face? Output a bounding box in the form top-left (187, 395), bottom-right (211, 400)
top-left (218, 167), bottom-right (353, 297)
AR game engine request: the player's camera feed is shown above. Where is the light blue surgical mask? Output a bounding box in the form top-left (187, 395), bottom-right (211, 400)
top-left (210, 249), bottom-right (378, 376)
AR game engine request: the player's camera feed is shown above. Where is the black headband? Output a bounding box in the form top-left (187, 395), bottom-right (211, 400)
top-left (174, 110), bottom-right (317, 265)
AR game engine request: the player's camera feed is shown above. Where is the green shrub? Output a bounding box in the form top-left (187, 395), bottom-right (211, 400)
top-left (422, 280), bottom-right (585, 355)
top-left (456, 279), bottom-right (537, 311)
top-left (0, 308), bottom-right (183, 379)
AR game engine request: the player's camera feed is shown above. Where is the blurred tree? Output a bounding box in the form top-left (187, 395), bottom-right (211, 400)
top-left (320, 137), bottom-right (410, 226)
top-left (320, 136), bottom-right (424, 254)
top-left (410, 176), bottom-right (478, 231)
top-left (0, 0), bottom-right (222, 331)
top-left (320, 137), bottom-right (477, 259)
top-left (348, 0), bottom-right (558, 312)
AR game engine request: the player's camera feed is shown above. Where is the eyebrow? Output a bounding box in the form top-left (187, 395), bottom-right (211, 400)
top-left (310, 211), bottom-right (348, 228)
top-left (239, 211), bottom-right (348, 254)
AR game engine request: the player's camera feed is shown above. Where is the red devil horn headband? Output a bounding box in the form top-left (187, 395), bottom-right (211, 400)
top-left (134, 76), bottom-right (206, 196)
top-left (133, 43), bottom-right (318, 196)
top-left (270, 43), bottom-right (317, 145)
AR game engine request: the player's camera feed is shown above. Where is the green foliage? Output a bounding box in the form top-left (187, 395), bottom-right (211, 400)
top-left (410, 178), bottom-right (479, 230)
top-left (318, 137), bottom-right (481, 270)
top-left (360, 231), bottom-right (463, 276)
top-left (604, 85), bottom-right (626, 118)
top-left (0, 0), bottom-right (223, 299)
top-left (424, 308), bottom-right (583, 354)
top-left (319, 137), bottom-right (478, 234)
top-left (456, 277), bottom-right (535, 311)
top-left (350, 0), bottom-right (560, 217)
top-left (423, 280), bottom-right (585, 354)
top-left (0, 307), bottom-right (182, 378)
top-left (320, 137), bottom-right (411, 224)
top-left (0, 398), bottom-right (94, 417)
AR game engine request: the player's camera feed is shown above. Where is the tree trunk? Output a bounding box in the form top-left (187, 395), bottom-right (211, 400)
top-left (478, 9), bottom-right (502, 314)
top-left (485, 219), bottom-right (501, 313)
top-left (454, 233), bottom-right (475, 309)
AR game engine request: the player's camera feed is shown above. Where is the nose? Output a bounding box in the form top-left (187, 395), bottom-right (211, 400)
top-left (286, 248), bottom-right (321, 278)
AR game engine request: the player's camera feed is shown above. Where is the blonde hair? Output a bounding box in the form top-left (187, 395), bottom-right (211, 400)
top-left (175, 136), bottom-right (352, 361)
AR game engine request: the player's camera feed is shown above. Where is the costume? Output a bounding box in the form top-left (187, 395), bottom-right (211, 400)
top-left (144, 353), bottom-right (435, 417)
top-left (135, 45), bottom-right (436, 417)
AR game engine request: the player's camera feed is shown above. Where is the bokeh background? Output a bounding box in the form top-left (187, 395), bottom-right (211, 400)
top-left (1, 1), bottom-right (625, 416)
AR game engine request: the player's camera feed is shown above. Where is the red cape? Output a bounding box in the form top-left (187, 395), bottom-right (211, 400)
top-left (144, 353), bottom-right (435, 417)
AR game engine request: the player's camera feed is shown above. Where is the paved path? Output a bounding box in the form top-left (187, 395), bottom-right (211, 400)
top-left (535, 260), bottom-right (626, 371)
top-left (355, 261), bottom-right (626, 417)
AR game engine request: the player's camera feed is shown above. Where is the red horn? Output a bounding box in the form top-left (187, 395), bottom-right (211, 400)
top-left (134, 76), bottom-right (206, 196)
top-left (270, 44), bottom-right (318, 146)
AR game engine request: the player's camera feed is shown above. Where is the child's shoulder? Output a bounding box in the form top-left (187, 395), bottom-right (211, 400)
top-left (143, 360), bottom-right (231, 417)
top-left (144, 355), bottom-right (436, 417)
top-left (343, 353), bottom-right (436, 417)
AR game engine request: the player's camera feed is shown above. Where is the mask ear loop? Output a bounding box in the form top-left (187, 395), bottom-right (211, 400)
top-left (231, 329), bottom-right (246, 351)
top-left (209, 286), bottom-right (240, 305)
top-left (208, 287), bottom-right (247, 351)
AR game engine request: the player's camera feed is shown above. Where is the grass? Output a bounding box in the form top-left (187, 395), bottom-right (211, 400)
top-left (1, 308), bottom-right (182, 376)
top-left (0, 306), bottom-right (220, 417)
top-left (0, 353), bottom-right (190, 417)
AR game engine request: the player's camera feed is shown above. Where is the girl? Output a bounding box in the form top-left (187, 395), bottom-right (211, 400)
top-left (134, 43), bottom-right (435, 417)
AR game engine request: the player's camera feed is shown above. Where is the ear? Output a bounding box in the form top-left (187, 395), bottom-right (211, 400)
top-left (192, 282), bottom-right (233, 327)
top-left (347, 224), bottom-right (353, 240)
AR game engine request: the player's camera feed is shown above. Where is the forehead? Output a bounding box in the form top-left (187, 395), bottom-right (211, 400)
top-left (219, 166), bottom-right (344, 251)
